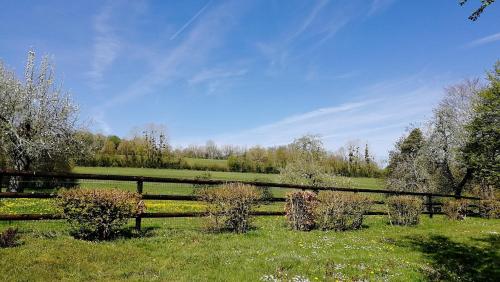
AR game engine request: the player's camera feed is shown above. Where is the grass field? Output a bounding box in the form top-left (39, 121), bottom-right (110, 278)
top-left (0, 166), bottom-right (384, 216)
top-left (1, 167), bottom-right (498, 281)
top-left (72, 166), bottom-right (384, 189)
top-left (183, 157), bottom-right (228, 169)
top-left (0, 216), bottom-right (498, 281)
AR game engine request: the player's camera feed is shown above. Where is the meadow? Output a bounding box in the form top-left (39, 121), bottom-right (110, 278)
top-left (0, 216), bottom-right (498, 281)
top-left (1, 167), bottom-right (498, 281)
top-left (0, 166), bottom-right (384, 215)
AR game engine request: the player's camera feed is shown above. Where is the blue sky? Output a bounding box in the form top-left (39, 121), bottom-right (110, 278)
top-left (1, 0), bottom-right (499, 162)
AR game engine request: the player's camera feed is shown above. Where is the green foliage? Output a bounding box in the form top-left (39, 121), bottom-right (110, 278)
top-left (284, 191), bottom-right (318, 231)
top-left (316, 191), bottom-right (372, 231)
top-left (57, 189), bottom-right (144, 240)
top-left (386, 129), bottom-right (430, 193)
top-left (459, 0), bottom-right (496, 21)
top-left (386, 196), bottom-right (423, 226)
top-left (0, 227), bottom-right (21, 248)
top-left (462, 62), bottom-right (500, 190)
top-left (280, 135), bottom-right (354, 187)
top-left (478, 199), bottom-right (500, 219)
top-left (442, 199), bottom-right (469, 220)
top-left (199, 183), bottom-right (262, 233)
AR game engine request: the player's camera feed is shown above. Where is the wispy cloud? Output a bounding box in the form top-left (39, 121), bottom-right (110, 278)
top-left (188, 68), bottom-right (247, 84)
top-left (87, 2), bottom-right (121, 89)
top-left (257, 0), bottom-right (385, 73)
top-left (176, 71), bottom-right (447, 160)
top-left (170, 0), bottom-right (212, 40)
top-left (368, 0), bottom-right (397, 16)
top-left (466, 32), bottom-right (500, 48)
top-left (188, 67), bottom-right (248, 95)
top-left (93, 0), bottom-right (245, 112)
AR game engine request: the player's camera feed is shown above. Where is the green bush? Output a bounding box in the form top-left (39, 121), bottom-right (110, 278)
top-left (57, 189), bottom-right (144, 240)
top-left (316, 191), bottom-right (372, 231)
top-left (0, 227), bottom-right (21, 248)
top-left (386, 196), bottom-right (423, 226)
top-left (442, 199), bottom-right (469, 220)
top-left (199, 183), bottom-right (262, 233)
top-left (478, 199), bottom-right (500, 219)
top-left (285, 191), bottom-right (318, 231)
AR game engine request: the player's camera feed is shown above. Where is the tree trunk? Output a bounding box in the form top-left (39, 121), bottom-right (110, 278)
top-left (454, 168), bottom-right (473, 198)
top-left (7, 158), bottom-right (30, 192)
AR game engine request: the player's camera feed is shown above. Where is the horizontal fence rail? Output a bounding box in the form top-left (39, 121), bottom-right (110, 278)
top-left (0, 170), bottom-right (481, 229)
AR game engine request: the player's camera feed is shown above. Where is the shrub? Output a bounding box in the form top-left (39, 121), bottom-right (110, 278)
top-left (0, 227), bottom-right (21, 248)
top-left (386, 196), bottom-right (423, 226)
top-left (478, 199), bottom-right (500, 219)
top-left (57, 189), bottom-right (144, 240)
top-left (199, 183), bottom-right (262, 233)
top-left (442, 199), bottom-right (469, 220)
top-left (285, 191), bottom-right (318, 231)
top-left (316, 191), bottom-right (372, 231)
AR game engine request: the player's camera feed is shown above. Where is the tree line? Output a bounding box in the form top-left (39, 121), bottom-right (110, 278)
top-left (74, 128), bottom-right (383, 178)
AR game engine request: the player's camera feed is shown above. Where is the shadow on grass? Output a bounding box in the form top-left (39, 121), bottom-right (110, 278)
top-left (400, 234), bottom-right (499, 281)
top-left (119, 226), bottom-right (160, 239)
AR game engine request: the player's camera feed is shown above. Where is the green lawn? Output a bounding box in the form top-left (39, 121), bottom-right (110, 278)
top-left (184, 157), bottom-right (228, 169)
top-left (72, 166), bottom-right (384, 189)
top-left (0, 167), bottom-right (385, 217)
top-left (0, 216), bottom-right (498, 281)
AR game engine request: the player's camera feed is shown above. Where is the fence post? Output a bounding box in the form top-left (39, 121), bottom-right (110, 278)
top-left (427, 195), bottom-right (433, 218)
top-left (135, 179), bottom-right (144, 231)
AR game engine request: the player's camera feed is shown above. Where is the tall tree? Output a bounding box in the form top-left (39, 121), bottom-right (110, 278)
top-left (462, 62), bottom-right (500, 193)
top-left (0, 51), bottom-right (84, 192)
top-left (386, 128), bottom-right (431, 192)
top-left (425, 80), bottom-right (483, 196)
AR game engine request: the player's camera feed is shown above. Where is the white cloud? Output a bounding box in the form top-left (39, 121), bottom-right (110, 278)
top-left (91, 0), bottom-right (245, 118)
top-left (466, 32), bottom-right (500, 48)
top-left (170, 1), bottom-right (212, 40)
top-left (175, 71), bottom-right (447, 160)
top-left (188, 68), bottom-right (247, 85)
top-left (87, 3), bottom-right (121, 88)
top-left (368, 0), bottom-right (397, 16)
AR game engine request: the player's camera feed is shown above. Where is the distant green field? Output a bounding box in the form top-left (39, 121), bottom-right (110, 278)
top-left (72, 166), bottom-right (384, 189)
top-left (183, 157), bottom-right (228, 168)
top-left (0, 167), bottom-right (385, 216)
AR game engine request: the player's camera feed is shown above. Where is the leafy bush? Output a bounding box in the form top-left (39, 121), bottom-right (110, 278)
top-left (57, 189), bottom-right (144, 240)
top-left (199, 183), bottom-right (262, 233)
top-left (285, 191), bottom-right (318, 231)
top-left (478, 199), bottom-right (500, 219)
top-left (386, 196), bottom-right (423, 226)
top-left (0, 227), bottom-right (21, 248)
top-left (316, 191), bottom-right (372, 231)
top-left (442, 199), bottom-right (469, 220)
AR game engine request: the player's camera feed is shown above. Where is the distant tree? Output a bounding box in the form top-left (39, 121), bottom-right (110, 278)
top-left (459, 0), bottom-right (496, 21)
top-left (205, 140), bottom-right (221, 159)
top-left (364, 144), bottom-right (371, 165)
top-left (142, 124), bottom-right (169, 168)
top-left (107, 135), bottom-right (121, 148)
top-left (386, 128), bottom-right (431, 192)
top-left (462, 62), bottom-right (500, 193)
top-left (0, 51), bottom-right (84, 192)
top-left (280, 135), bottom-right (352, 187)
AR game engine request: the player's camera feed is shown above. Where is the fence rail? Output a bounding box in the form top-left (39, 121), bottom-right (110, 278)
top-left (0, 170), bottom-right (481, 230)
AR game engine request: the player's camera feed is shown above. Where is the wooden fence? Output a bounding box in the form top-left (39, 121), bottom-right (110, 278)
top-left (0, 170), bottom-right (480, 230)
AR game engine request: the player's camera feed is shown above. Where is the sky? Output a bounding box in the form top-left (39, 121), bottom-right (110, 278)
top-left (0, 0), bottom-right (499, 163)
